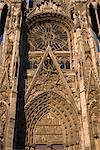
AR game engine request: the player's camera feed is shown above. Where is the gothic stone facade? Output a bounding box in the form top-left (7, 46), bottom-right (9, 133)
top-left (0, 0), bottom-right (100, 150)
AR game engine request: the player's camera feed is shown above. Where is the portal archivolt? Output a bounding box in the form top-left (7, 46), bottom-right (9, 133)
top-left (25, 91), bottom-right (80, 149)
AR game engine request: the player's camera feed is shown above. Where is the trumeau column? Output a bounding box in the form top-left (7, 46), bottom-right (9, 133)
top-left (4, 2), bottom-right (22, 150)
top-left (76, 27), bottom-right (92, 150)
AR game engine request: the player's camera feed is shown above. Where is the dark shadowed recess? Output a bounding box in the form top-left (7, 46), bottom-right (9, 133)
top-left (13, 8), bottom-right (28, 150)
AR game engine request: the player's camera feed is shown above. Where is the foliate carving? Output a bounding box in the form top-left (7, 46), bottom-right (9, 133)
top-left (28, 22), bottom-right (69, 51)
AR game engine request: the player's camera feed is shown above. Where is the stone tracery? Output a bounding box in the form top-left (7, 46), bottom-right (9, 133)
top-left (28, 22), bottom-right (69, 51)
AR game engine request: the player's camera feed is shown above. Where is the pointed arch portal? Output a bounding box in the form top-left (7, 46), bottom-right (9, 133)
top-left (25, 91), bottom-right (80, 150)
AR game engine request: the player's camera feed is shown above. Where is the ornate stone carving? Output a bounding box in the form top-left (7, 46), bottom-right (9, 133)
top-left (27, 0), bottom-right (70, 17)
top-left (34, 112), bottom-right (64, 144)
top-left (25, 91), bottom-right (80, 148)
top-left (28, 22), bottom-right (69, 51)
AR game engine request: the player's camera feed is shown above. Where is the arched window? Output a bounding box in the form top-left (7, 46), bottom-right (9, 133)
top-left (0, 4), bottom-right (8, 44)
top-left (89, 3), bottom-right (99, 35)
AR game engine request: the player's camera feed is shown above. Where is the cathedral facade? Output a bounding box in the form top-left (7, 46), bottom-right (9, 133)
top-left (0, 0), bottom-right (100, 150)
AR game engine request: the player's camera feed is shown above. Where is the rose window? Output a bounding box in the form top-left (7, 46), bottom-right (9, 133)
top-left (28, 22), bottom-right (69, 51)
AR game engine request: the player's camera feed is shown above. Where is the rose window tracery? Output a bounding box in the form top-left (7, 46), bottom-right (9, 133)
top-left (28, 22), bottom-right (69, 51)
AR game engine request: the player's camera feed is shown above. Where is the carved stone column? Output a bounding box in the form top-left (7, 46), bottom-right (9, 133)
top-left (76, 27), bottom-right (92, 150)
top-left (78, 64), bottom-right (91, 150)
